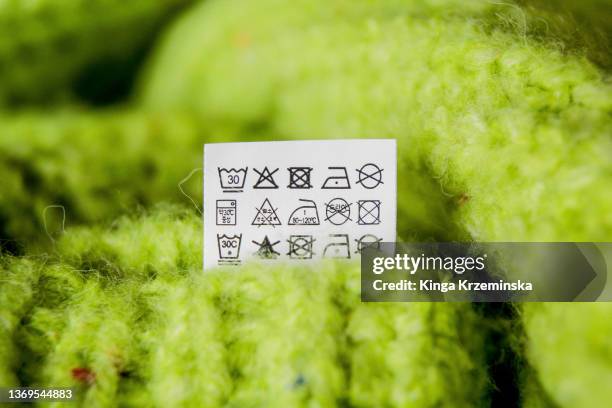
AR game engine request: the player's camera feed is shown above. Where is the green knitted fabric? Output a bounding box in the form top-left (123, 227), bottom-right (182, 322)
top-left (0, 258), bottom-right (40, 387)
top-left (4, 207), bottom-right (489, 407)
top-left (513, 0), bottom-right (612, 70)
top-left (139, 1), bottom-right (612, 407)
top-left (0, 0), bottom-right (193, 106)
top-left (521, 303), bottom-right (612, 408)
top-left (0, 110), bottom-right (205, 251)
top-left (142, 0), bottom-right (611, 242)
top-left (0, 1), bottom-right (610, 407)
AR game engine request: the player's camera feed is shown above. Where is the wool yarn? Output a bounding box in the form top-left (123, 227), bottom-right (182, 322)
top-left (140, 0), bottom-right (612, 406)
top-left (14, 206), bottom-right (199, 406)
top-left (0, 0), bottom-right (609, 406)
top-left (0, 110), bottom-right (205, 252)
top-left (513, 0), bottom-right (612, 70)
top-left (0, 0), bottom-right (192, 106)
top-left (40, 280), bottom-right (137, 407)
top-left (0, 257), bottom-right (40, 387)
top-left (142, 0), bottom-right (611, 242)
top-left (521, 303), bottom-right (612, 408)
top-left (3, 206), bottom-right (490, 407)
top-left (16, 263), bottom-right (87, 386)
top-left (147, 273), bottom-right (230, 408)
top-left (151, 263), bottom-right (488, 407)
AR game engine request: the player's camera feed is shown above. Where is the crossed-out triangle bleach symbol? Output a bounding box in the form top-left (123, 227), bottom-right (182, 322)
top-left (252, 198), bottom-right (281, 227)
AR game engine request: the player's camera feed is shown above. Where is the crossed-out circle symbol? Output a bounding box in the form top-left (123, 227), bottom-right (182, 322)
top-left (355, 234), bottom-right (383, 253)
top-left (325, 198), bottom-right (351, 225)
top-left (356, 163), bottom-right (384, 189)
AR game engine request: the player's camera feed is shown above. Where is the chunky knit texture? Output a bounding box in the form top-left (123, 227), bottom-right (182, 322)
top-left (521, 303), bottom-right (612, 407)
top-left (0, 257), bottom-right (40, 387)
top-left (0, 1), bottom-right (610, 407)
top-left (4, 207), bottom-right (489, 407)
top-left (141, 1), bottom-right (612, 406)
top-left (0, 110), bottom-right (204, 251)
top-left (513, 0), bottom-right (612, 70)
top-left (143, 0), bottom-right (612, 241)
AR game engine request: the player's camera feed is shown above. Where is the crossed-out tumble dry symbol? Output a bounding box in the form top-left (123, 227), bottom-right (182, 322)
top-left (356, 163), bottom-right (384, 189)
top-left (287, 167), bottom-right (313, 189)
top-left (325, 198), bottom-right (352, 225)
top-left (357, 200), bottom-right (381, 225)
top-left (287, 235), bottom-right (315, 259)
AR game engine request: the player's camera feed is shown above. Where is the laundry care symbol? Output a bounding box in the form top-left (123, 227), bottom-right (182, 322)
top-left (288, 199), bottom-right (320, 225)
top-left (287, 235), bottom-right (315, 259)
top-left (325, 198), bottom-right (352, 225)
top-left (253, 167), bottom-right (279, 189)
top-left (356, 163), bottom-right (383, 189)
top-left (218, 167), bottom-right (248, 192)
top-left (322, 167), bottom-right (350, 189)
top-left (252, 236), bottom-right (280, 259)
top-left (252, 198), bottom-right (281, 227)
top-left (355, 234), bottom-right (382, 253)
top-left (216, 200), bottom-right (237, 226)
top-left (323, 234), bottom-right (351, 259)
top-left (217, 234), bottom-right (242, 265)
top-left (357, 200), bottom-right (381, 225)
top-left (288, 167), bottom-right (313, 189)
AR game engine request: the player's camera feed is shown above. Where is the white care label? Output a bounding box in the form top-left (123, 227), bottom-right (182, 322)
top-left (203, 139), bottom-right (397, 269)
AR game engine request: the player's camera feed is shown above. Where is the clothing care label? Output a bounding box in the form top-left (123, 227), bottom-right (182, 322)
top-left (203, 139), bottom-right (397, 269)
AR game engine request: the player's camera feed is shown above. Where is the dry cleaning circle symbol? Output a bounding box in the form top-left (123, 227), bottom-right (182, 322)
top-left (356, 163), bottom-right (384, 189)
top-left (325, 198), bottom-right (352, 225)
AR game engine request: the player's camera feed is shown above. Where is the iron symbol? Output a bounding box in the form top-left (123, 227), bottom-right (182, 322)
top-left (288, 199), bottom-right (320, 225)
top-left (323, 234), bottom-right (351, 259)
top-left (322, 167), bottom-right (350, 189)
